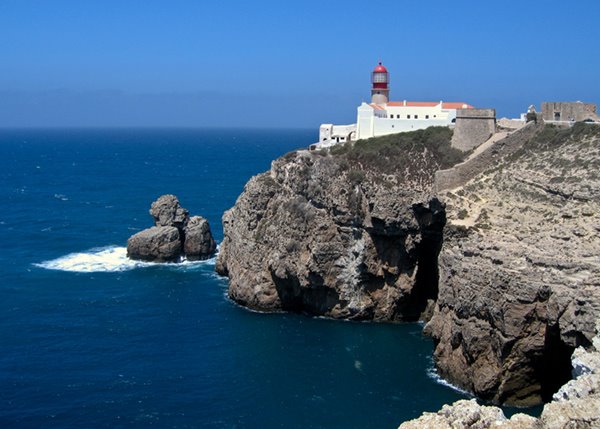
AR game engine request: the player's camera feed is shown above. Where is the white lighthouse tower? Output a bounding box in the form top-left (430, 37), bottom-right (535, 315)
top-left (371, 62), bottom-right (389, 104)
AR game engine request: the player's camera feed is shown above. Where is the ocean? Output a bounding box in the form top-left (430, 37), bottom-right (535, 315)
top-left (0, 128), bottom-right (471, 428)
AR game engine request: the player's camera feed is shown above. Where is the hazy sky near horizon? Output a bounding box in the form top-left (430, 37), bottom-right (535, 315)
top-left (1, 0), bottom-right (599, 128)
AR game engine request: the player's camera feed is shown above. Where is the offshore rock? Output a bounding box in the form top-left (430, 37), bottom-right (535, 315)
top-left (217, 128), bottom-right (460, 320)
top-left (426, 123), bottom-right (600, 405)
top-left (184, 216), bottom-right (217, 260)
top-left (150, 194), bottom-right (190, 229)
top-left (127, 226), bottom-right (182, 262)
top-left (127, 194), bottom-right (215, 262)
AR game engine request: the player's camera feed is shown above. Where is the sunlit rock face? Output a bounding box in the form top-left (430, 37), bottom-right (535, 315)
top-left (427, 124), bottom-right (600, 405)
top-left (217, 128), bottom-right (459, 321)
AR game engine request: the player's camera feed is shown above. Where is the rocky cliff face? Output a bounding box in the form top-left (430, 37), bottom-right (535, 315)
top-left (426, 124), bottom-right (600, 406)
top-left (217, 123), bottom-right (600, 410)
top-left (216, 128), bottom-right (461, 321)
top-left (399, 319), bottom-right (600, 428)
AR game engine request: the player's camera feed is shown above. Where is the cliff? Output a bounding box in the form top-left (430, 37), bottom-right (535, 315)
top-left (426, 123), bottom-right (600, 406)
top-left (399, 320), bottom-right (600, 428)
top-left (216, 127), bottom-right (462, 320)
top-left (216, 122), bottom-right (600, 412)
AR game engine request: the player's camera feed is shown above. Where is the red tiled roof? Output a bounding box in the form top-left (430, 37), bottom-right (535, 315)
top-left (386, 101), bottom-right (474, 109)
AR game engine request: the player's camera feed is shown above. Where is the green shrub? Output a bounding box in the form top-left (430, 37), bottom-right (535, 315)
top-left (347, 169), bottom-right (366, 185)
top-left (329, 127), bottom-right (464, 181)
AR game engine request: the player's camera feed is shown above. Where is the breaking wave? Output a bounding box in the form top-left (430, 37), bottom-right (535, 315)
top-left (34, 245), bottom-right (217, 273)
top-left (426, 357), bottom-right (472, 396)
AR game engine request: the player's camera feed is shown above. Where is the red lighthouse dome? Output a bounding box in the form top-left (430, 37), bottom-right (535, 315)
top-left (371, 62), bottom-right (389, 104)
top-left (373, 63), bottom-right (388, 73)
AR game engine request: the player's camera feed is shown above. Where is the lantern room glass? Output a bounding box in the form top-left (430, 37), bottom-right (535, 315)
top-left (372, 72), bottom-right (388, 83)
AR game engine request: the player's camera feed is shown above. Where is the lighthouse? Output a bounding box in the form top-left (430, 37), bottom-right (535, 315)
top-left (317, 61), bottom-right (476, 147)
top-left (371, 62), bottom-right (389, 104)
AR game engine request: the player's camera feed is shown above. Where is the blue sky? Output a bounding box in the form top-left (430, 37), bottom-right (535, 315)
top-left (0, 0), bottom-right (598, 127)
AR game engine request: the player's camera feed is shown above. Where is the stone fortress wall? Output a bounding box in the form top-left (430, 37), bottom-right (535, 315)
top-left (542, 101), bottom-right (600, 123)
top-left (450, 108), bottom-right (496, 152)
top-left (438, 101), bottom-right (600, 192)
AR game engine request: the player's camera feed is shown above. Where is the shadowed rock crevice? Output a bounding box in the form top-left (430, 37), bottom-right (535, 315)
top-left (536, 323), bottom-right (576, 402)
top-left (407, 199), bottom-right (446, 321)
top-left (270, 269), bottom-right (343, 316)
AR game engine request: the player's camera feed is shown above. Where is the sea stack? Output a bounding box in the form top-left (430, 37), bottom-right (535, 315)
top-left (127, 194), bottom-right (216, 262)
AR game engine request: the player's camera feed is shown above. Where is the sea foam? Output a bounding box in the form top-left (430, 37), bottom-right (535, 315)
top-left (426, 357), bottom-right (472, 396)
top-left (35, 246), bottom-right (217, 273)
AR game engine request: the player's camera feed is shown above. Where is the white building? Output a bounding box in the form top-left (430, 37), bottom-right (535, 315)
top-left (318, 124), bottom-right (356, 148)
top-left (318, 62), bottom-right (473, 144)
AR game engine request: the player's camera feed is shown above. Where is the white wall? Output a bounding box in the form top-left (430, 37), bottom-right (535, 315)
top-left (373, 118), bottom-right (451, 135)
top-left (319, 124), bottom-right (333, 141)
top-left (357, 103), bottom-right (375, 139)
top-left (356, 103), bottom-right (457, 140)
top-left (327, 103), bottom-right (461, 142)
top-left (319, 123), bottom-right (356, 142)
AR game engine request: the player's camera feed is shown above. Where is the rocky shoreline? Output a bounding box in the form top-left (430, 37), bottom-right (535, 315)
top-left (399, 320), bottom-right (600, 428)
top-left (216, 123), bottom-right (600, 425)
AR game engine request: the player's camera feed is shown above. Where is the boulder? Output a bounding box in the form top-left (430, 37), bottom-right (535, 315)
top-left (184, 216), bottom-right (217, 260)
top-left (150, 194), bottom-right (189, 229)
top-left (127, 226), bottom-right (182, 262)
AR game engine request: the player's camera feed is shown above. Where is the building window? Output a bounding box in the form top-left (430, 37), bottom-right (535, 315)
top-left (434, 115), bottom-right (437, 118)
top-left (390, 114), bottom-right (394, 119)
top-left (426, 115), bottom-right (429, 119)
top-left (407, 115), bottom-right (410, 119)
top-left (415, 115), bottom-right (419, 119)
top-left (554, 112), bottom-right (561, 121)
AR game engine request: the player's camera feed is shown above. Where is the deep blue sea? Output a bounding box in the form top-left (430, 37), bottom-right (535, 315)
top-left (0, 128), bottom-right (472, 428)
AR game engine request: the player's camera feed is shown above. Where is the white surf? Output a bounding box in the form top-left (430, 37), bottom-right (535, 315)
top-left (35, 245), bottom-right (217, 273)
